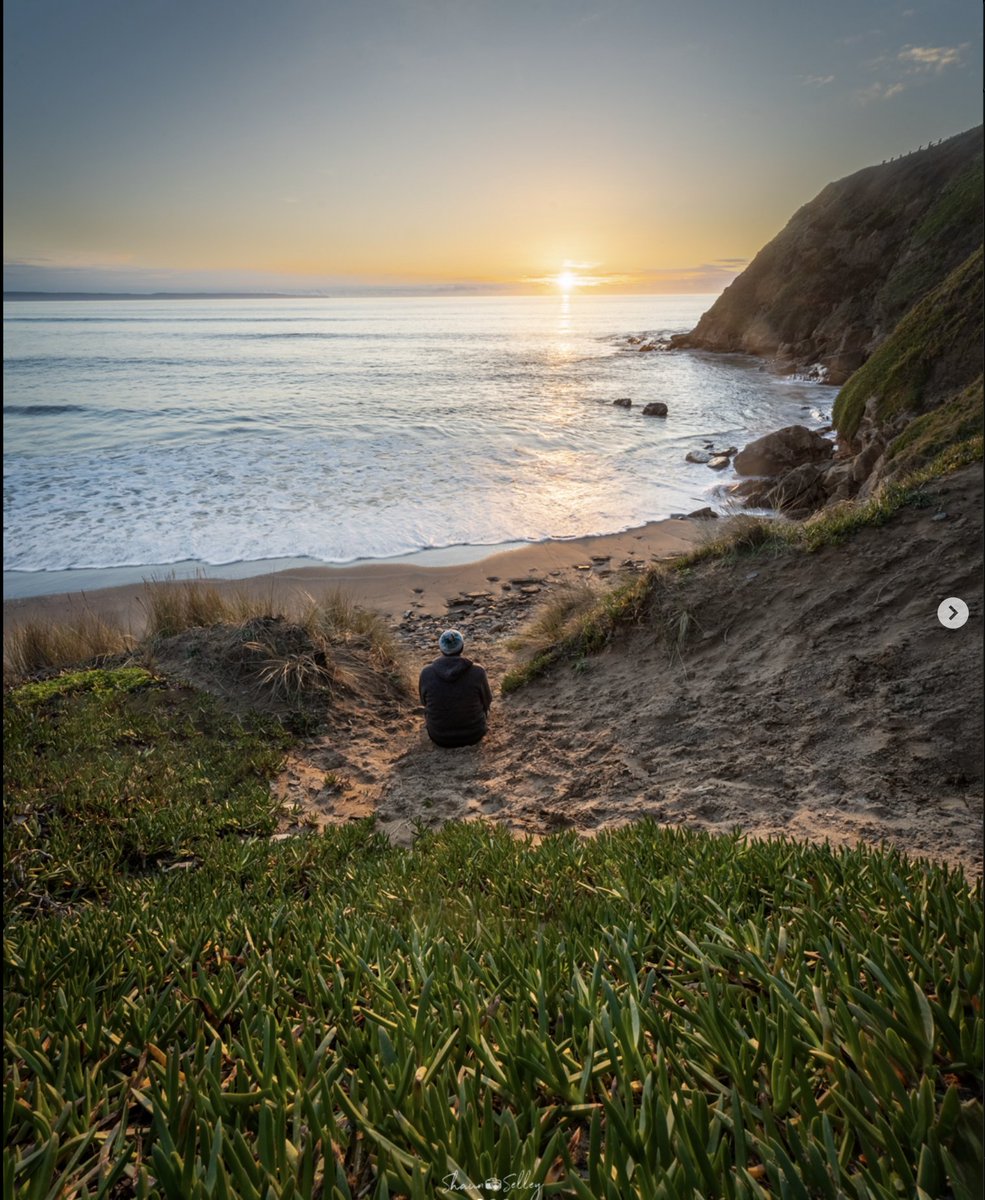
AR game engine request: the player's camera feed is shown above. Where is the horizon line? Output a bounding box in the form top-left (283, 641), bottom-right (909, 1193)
top-left (3, 287), bottom-right (724, 301)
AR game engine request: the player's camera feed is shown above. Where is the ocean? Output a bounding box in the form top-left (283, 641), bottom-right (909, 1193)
top-left (3, 294), bottom-right (834, 598)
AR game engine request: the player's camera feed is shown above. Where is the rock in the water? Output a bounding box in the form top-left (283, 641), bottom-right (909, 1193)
top-left (685, 449), bottom-right (712, 464)
top-left (642, 402), bottom-right (669, 417)
top-left (707, 455), bottom-right (731, 470)
top-left (612, 397), bottom-right (633, 408)
top-left (734, 425), bottom-right (833, 476)
top-left (687, 507), bottom-right (719, 519)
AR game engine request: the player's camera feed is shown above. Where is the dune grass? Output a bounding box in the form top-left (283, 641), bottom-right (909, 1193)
top-left (4, 763), bottom-right (981, 1198)
top-left (4, 578), bottom-right (410, 712)
top-left (2, 608), bottom-right (136, 685)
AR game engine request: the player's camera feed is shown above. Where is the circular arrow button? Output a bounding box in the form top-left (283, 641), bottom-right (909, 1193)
top-left (937, 597), bottom-right (969, 629)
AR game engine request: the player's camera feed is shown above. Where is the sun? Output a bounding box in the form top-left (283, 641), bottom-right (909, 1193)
top-left (555, 270), bottom-right (578, 293)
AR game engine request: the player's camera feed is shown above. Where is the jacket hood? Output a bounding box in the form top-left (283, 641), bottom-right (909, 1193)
top-left (430, 654), bottom-right (473, 681)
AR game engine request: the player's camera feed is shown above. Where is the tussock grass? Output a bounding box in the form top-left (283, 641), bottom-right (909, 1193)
top-left (676, 513), bottom-right (791, 567)
top-left (3, 792), bottom-right (981, 1198)
top-left (507, 580), bottom-right (601, 657)
top-left (296, 589), bottom-right (405, 680)
top-left (5, 577), bottom-right (410, 708)
top-left (2, 609), bottom-right (135, 684)
top-left (502, 571), bottom-right (654, 693)
top-left (140, 575), bottom-right (271, 638)
top-left (141, 578), bottom-right (406, 689)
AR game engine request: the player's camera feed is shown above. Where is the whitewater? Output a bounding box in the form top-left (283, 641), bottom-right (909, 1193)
top-left (3, 294), bottom-right (833, 596)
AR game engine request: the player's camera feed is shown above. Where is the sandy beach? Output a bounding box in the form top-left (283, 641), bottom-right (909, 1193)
top-left (3, 515), bottom-right (710, 633)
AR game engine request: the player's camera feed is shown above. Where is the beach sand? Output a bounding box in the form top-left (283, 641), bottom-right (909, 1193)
top-left (2, 515), bottom-right (710, 633)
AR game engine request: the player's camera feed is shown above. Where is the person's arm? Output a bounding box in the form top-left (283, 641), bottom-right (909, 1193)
top-left (418, 670), bottom-right (427, 707)
top-left (478, 668), bottom-right (492, 712)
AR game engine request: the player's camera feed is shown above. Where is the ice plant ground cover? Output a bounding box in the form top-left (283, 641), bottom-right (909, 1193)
top-left (3, 668), bottom-right (983, 1199)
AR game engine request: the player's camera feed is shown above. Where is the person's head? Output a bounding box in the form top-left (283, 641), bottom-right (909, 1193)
top-left (438, 629), bottom-right (465, 656)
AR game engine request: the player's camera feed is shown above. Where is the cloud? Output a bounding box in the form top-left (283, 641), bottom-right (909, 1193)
top-left (855, 80), bottom-right (905, 105)
top-left (898, 44), bottom-right (968, 72)
top-left (801, 74), bottom-right (835, 87)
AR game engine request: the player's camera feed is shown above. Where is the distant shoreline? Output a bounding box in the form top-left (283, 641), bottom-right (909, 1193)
top-left (4, 291), bottom-right (298, 301)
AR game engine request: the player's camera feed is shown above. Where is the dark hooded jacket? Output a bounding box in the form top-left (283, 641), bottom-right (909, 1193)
top-left (418, 654), bottom-right (492, 745)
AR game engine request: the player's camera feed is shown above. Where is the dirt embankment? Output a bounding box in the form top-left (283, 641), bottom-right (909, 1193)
top-left (279, 465), bottom-right (984, 878)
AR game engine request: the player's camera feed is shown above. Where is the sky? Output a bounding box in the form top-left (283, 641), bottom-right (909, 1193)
top-left (3, 0), bottom-right (982, 295)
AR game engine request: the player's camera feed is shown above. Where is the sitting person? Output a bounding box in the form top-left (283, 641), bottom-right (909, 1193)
top-left (418, 629), bottom-right (492, 748)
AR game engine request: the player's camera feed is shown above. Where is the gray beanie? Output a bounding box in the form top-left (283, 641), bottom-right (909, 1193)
top-left (438, 629), bottom-right (465, 656)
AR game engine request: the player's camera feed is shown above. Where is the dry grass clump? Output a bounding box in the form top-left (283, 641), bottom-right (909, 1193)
top-left (140, 575), bottom-right (271, 638)
top-left (3, 611), bottom-right (135, 685)
top-left (502, 571), bottom-right (657, 693)
top-left (147, 588), bottom-right (411, 712)
top-left (507, 580), bottom-right (601, 659)
top-left (296, 589), bottom-right (405, 679)
top-left (679, 513), bottom-right (793, 567)
top-left (5, 578), bottom-right (409, 711)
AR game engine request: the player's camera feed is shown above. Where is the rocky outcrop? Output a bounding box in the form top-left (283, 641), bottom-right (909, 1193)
top-left (642, 402), bottom-right (668, 417)
top-left (733, 425), bottom-right (833, 476)
top-left (671, 128), bottom-right (983, 516)
top-left (671, 127), bottom-right (983, 384)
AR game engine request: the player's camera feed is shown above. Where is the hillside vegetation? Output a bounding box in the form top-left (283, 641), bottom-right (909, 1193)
top-left (831, 246), bottom-right (983, 477)
top-left (4, 676), bottom-right (982, 1198)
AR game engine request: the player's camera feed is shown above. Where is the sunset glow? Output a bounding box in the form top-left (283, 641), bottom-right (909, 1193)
top-left (3, 2), bottom-right (980, 296)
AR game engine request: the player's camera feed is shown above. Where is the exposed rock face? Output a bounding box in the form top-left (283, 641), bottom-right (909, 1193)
top-left (733, 425), bottom-right (834, 477)
top-left (671, 127), bottom-right (983, 384)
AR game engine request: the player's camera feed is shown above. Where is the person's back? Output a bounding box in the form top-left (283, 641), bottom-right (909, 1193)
top-left (418, 629), bottom-right (492, 748)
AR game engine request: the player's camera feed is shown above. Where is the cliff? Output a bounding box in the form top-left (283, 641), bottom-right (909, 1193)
top-left (673, 126), bottom-right (983, 384)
